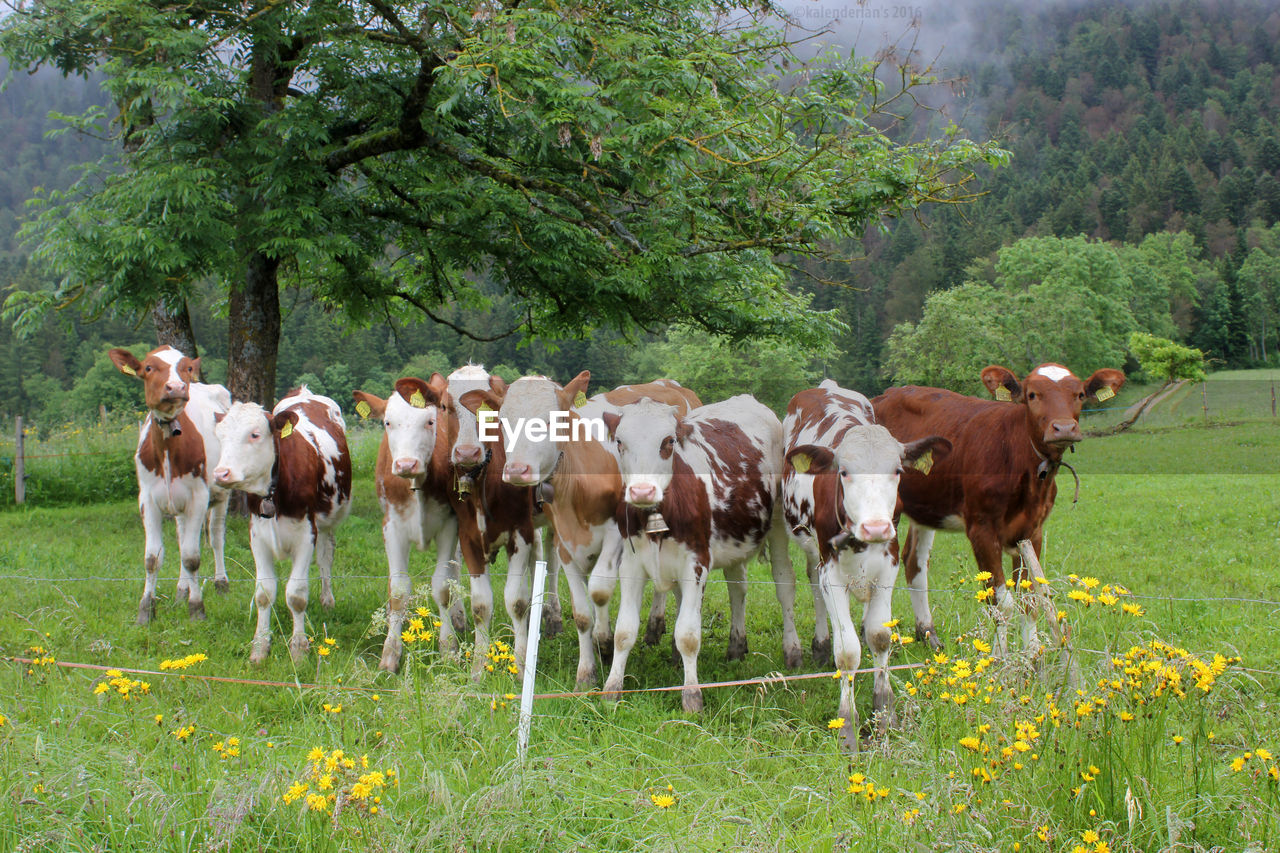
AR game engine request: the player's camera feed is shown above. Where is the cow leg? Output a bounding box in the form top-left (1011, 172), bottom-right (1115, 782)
top-left (540, 531), bottom-right (563, 637)
top-left (379, 515), bottom-right (413, 672)
top-left (903, 524), bottom-right (941, 650)
top-left (208, 491), bottom-right (230, 594)
top-left (138, 499), bottom-right (164, 625)
top-left (315, 527), bottom-right (337, 610)
top-left (644, 587), bottom-right (668, 646)
top-left (806, 552), bottom-right (832, 664)
top-left (506, 531), bottom-right (537, 673)
top-left (674, 565), bottom-right (708, 713)
top-left (861, 549), bottom-right (898, 736)
top-left (249, 527), bottom-right (276, 664)
top-left (602, 551), bottom-right (648, 702)
top-left (723, 560), bottom-right (749, 661)
top-left (587, 526), bottom-right (622, 651)
top-left (559, 546), bottom-right (598, 690)
top-left (766, 517), bottom-right (801, 668)
top-left (431, 520), bottom-right (464, 659)
top-left (821, 560), bottom-right (861, 752)
top-left (284, 528), bottom-right (315, 663)
top-left (176, 506), bottom-right (206, 620)
top-left (469, 569), bottom-right (494, 681)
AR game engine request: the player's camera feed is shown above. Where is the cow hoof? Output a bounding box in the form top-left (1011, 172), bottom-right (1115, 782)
top-left (575, 674), bottom-right (597, 694)
top-left (601, 679), bottom-right (623, 703)
top-left (811, 637), bottom-right (833, 666)
top-left (288, 637), bottom-right (309, 663)
top-left (916, 625), bottom-right (943, 651)
top-left (726, 635), bottom-right (748, 662)
top-left (137, 597), bottom-right (156, 626)
top-left (783, 644), bottom-right (803, 670)
top-left (214, 578), bottom-right (231, 595)
top-left (643, 616), bottom-right (667, 646)
top-left (379, 639), bottom-right (403, 673)
top-left (321, 592), bottom-right (336, 610)
top-left (249, 641), bottom-right (270, 665)
top-left (188, 599), bottom-right (207, 621)
top-left (681, 687), bottom-right (704, 714)
top-left (541, 609), bottom-right (563, 638)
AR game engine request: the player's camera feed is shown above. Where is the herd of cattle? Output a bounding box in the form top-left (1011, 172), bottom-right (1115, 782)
top-left (106, 345), bottom-right (1125, 744)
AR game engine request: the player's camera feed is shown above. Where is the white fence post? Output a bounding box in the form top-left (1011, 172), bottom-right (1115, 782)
top-left (517, 559), bottom-right (549, 764)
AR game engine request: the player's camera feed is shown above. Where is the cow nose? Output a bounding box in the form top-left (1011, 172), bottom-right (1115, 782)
top-left (454, 444), bottom-right (484, 466)
top-left (164, 380), bottom-right (188, 397)
top-left (503, 462), bottom-right (533, 484)
top-left (628, 483), bottom-right (658, 505)
top-left (213, 467), bottom-right (232, 485)
top-left (392, 457), bottom-right (421, 476)
top-left (858, 520), bottom-right (895, 543)
top-left (1047, 419), bottom-right (1082, 443)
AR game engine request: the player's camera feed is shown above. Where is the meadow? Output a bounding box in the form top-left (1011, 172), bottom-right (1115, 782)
top-left (0, 384), bottom-right (1277, 851)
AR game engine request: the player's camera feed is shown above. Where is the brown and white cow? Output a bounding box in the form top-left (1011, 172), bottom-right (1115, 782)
top-left (109, 346), bottom-right (231, 624)
top-left (600, 395), bottom-right (794, 713)
top-left (212, 388), bottom-right (352, 663)
top-left (873, 363), bottom-right (1125, 655)
top-left (781, 380), bottom-right (950, 747)
top-left (351, 375), bottom-right (462, 672)
top-left (458, 372), bottom-right (703, 690)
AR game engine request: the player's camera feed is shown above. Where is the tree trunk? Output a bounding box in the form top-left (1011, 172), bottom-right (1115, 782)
top-left (152, 300), bottom-right (199, 359)
top-left (227, 251), bottom-right (281, 405)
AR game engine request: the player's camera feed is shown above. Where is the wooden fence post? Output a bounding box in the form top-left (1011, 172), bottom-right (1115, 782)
top-left (15, 416), bottom-right (25, 505)
top-left (1201, 382), bottom-right (1209, 426)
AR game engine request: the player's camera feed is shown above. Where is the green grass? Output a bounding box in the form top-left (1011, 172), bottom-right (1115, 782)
top-left (0, 418), bottom-right (1278, 850)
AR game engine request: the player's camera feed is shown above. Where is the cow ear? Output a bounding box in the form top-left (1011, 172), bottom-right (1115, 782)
top-left (1084, 368), bottom-right (1125, 402)
top-left (214, 411), bottom-right (225, 425)
top-left (488, 374), bottom-right (508, 397)
top-left (427, 372), bottom-right (449, 399)
top-left (602, 411), bottom-right (621, 439)
top-left (351, 390), bottom-right (387, 420)
top-left (187, 357), bottom-right (202, 382)
top-left (273, 410), bottom-right (299, 437)
top-left (395, 377), bottom-right (440, 410)
top-left (786, 445), bottom-right (836, 474)
top-left (458, 389), bottom-right (502, 415)
top-left (559, 370), bottom-right (591, 410)
top-left (981, 365), bottom-right (1022, 402)
top-left (108, 348), bottom-right (144, 378)
top-left (902, 436), bottom-right (952, 474)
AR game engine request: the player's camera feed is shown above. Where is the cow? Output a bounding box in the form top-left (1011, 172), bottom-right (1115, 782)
top-left (781, 380), bottom-right (951, 748)
top-left (598, 395), bottom-right (795, 714)
top-left (212, 387), bottom-right (352, 663)
top-left (873, 363), bottom-right (1125, 656)
top-left (108, 345), bottom-right (231, 625)
top-left (439, 365), bottom-right (559, 677)
top-left (458, 372), bottom-right (702, 691)
top-left (351, 375), bottom-right (463, 672)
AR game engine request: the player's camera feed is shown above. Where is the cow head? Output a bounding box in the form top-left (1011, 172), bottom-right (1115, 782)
top-left (982, 363), bottom-right (1126, 453)
top-left (381, 376), bottom-right (446, 479)
top-left (109, 346), bottom-right (201, 421)
top-left (446, 367), bottom-right (507, 470)
top-left (460, 371), bottom-right (589, 487)
top-left (212, 402), bottom-right (282, 495)
top-left (602, 400), bottom-right (692, 509)
top-left (787, 429), bottom-right (951, 544)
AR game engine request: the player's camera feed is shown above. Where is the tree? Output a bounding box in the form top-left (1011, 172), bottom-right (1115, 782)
top-left (1236, 246), bottom-right (1280, 363)
top-left (1097, 331), bottom-right (1205, 434)
top-left (0, 0), bottom-right (1004, 406)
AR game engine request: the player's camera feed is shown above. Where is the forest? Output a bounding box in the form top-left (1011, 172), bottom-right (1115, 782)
top-left (2, 0), bottom-right (1279, 422)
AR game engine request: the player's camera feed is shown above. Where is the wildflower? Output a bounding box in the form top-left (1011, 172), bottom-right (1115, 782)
top-left (171, 724), bottom-right (196, 741)
top-left (828, 718), bottom-right (845, 730)
top-left (322, 703), bottom-right (342, 714)
top-left (1119, 711), bottom-right (1135, 722)
top-left (952, 803), bottom-right (967, 814)
top-left (974, 571), bottom-right (992, 582)
top-left (1257, 749), bottom-right (1273, 761)
top-left (154, 714), bottom-right (163, 725)
top-left (1231, 757), bottom-right (1247, 772)
top-left (1082, 830), bottom-right (1100, 844)
top-left (959, 736), bottom-right (981, 752)
top-left (283, 781), bottom-right (309, 804)
top-left (305, 792), bottom-right (329, 813)
top-left (1080, 577), bottom-right (1100, 590)
top-left (974, 588), bottom-right (994, 602)
top-left (308, 747), bottom-right (325, 762)
top-left (1068, 590), bottom-right (1094, 604)
top-left (1037, 825), bottom-right (1051, 842)
top-left (973, 638), bottom-right (992, 654)
top-left (159, 653), bottom-right (208, 671)
top-left (1172, 735), bottom-right (1184, 745)
top-left (650, 793), bottom-right (675, 809)
top-left (1270, 766), bottom-right (1279, 781)
top-left (882, 619), bottom-right (900, 628)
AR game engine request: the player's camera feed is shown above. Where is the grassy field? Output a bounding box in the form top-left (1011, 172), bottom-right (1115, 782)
top-left (0, 414), bottom-right (1277, 850)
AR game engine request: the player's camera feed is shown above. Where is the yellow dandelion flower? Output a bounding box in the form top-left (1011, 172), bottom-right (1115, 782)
top-left (1257, 749), bottom-right (1274, 761)
top-left (650, 793), bottom-right (675, 809)
top-left (1082, 830), bottom-right (1100, 844)
top-left (828, 718), bottom-right (845, 730)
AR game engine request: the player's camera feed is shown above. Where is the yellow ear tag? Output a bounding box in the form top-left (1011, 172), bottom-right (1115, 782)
top-left (409, 389), bottom-right (426, 409)
top-left (355, 400), bottom-right (372, 419)
top-left (1095, 386), bottom-right (1115, 402)
top-left (279, 421), bottom-right (293, 439)
top-left (478, 401), bottom-right (493, 413)
top-left (792, 453), bottom-right (811, 474)
top-left (574, 391), bottom-right (588, 408)
top-left (994, 386), bottom-right (1012, 402)
top-left (913, 450), bottom-right (934, 475)
top-left (120, 365), bottom-right (137, 376)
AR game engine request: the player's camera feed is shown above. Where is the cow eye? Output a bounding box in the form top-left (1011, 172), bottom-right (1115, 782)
top-left (896, 467), bottom-right (905, 476)
top-left (616, 439), bottom-right (624, 452)
top-left (144, 365), bottom-right (152, 373)
top-left (1027, 392), bottom-right (1037, 401)
top-left (840, 468), bottom-right (849, 478)
top-left (250, 431), bottom-right (260, 440)
top-left (1078, 392), bottom-right (1086, 400)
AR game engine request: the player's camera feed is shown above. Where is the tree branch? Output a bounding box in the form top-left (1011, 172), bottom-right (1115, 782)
top-left (392, 289), bottom-right (523, 341)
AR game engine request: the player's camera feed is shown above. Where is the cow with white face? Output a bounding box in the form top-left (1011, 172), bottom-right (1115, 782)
top-left (212, 387), bottom-right (352, 663)
top-left (352, 375), bottom-right (462, 672)
top-left (781, 380), bottom-right (951, 749)
top-left (109, 345), bottom-right (231, 624)
top-left (600, 395), bottom-right (795, 714)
